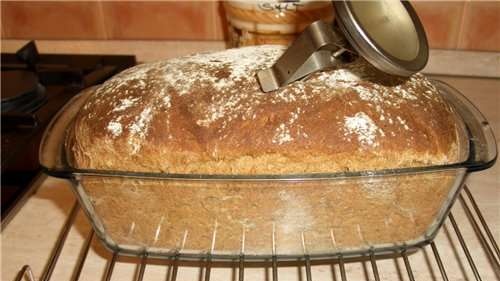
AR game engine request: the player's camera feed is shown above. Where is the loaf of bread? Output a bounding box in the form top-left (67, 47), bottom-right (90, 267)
top-left (68, 46), bottom-right (466, 256)
top-left (69, 45), bottom-right (462, 174)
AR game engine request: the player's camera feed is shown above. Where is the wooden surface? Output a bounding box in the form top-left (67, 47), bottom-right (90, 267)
top-left (1, 72), bottom-right (499, 281)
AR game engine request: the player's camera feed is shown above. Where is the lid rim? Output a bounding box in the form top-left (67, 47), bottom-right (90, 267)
top-left (334, 0), bottom-right (429, 77)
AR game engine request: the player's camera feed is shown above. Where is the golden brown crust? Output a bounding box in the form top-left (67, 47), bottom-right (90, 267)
top-left (69, 45), bottom-right (461, 174)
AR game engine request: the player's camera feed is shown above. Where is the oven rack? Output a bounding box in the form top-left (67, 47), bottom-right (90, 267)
top-left (14, 184), bottom-right (500, 281)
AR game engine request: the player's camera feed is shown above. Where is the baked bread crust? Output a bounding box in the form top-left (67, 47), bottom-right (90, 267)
top-left (69, 45), bottom-right (461, 174)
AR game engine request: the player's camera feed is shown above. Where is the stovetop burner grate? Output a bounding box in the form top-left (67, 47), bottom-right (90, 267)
top-left (12, 185), bottom-right (500, 281)
top-left (0, 40), bottom-right (136, 218)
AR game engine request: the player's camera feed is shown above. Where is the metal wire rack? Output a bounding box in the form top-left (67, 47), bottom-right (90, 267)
top-left (13, 184), bottom-right (500, 281)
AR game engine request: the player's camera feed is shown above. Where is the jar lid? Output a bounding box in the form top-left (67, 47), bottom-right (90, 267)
top-left (334, 0), bottom-right (428, 77)
top-left (257, 0), bottom-right (429, 92)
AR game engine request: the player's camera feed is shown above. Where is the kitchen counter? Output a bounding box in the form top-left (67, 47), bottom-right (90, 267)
top-left (1, 45), bottom-right (499, 281)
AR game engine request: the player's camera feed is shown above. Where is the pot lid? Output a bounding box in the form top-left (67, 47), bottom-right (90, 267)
top-left (257, 0), bottom-right (429, 92)
top-left (334, 0), bottom-right (428, 77)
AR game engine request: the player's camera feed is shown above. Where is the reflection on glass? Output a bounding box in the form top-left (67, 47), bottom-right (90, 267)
top-left (350, 0), bottom-right (420, 61)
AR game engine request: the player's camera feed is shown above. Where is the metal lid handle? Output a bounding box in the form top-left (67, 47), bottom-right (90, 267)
top-left (257, 20), bottom-right (345, 92)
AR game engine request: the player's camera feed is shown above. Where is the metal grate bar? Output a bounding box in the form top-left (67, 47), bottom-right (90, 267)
top-left (459, 194), bottom-right (500, 269)
top-left (238, 255), bottom-right (244, 281)
top-left (70, 230), bottom-right (94, 281)
top-left (272, 223), bottom-right (278, 281)
top-left (304, 255), bottom-right (312, 281)
top-left (401, 251), bottom-right (415, 281)
top-left (463, 185), bottom-right (500, 265)
top-left (302, 232), bottom-right (313, 281)
top-left (12, 187), bottom-right (500, 281)
top-left (135, 256), bottom-right (147, 281)
top-left (102, 252), bottom-right (117, 281)
top-left (204, 255), bottom-right (212, 281)
top-left (369, 252), bottom-right (381, 281)
top-left (41, 202), bottom-right (80, 281)
top-left (338, 256), bottom-right (347, 281)
top-left (448, 212), bottom-right (482, 281)
top-left (430, 241), bottom-right (449, 281)
top-left (272, 255), bottom-right (278, 281)
top-left (167, 255), bottom-right (179, 281)
top-left (14, 265), bottom-right (35, 281)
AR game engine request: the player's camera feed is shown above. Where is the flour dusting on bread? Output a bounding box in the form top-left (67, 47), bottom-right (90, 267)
top-left (71, 45), bottom-right (462, 174)
top-left (344, 112), bottom-right (380, 148)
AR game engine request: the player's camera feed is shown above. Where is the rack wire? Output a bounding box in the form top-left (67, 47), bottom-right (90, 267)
top-left (13, 184), bottom-right (500, 281)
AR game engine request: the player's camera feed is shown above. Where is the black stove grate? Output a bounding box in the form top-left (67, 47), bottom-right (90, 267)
top-left (0, 41), bottom-right (136, 219)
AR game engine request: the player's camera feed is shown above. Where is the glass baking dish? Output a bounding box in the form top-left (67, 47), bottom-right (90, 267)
top-left (39, 80), bottom-right (496, 260)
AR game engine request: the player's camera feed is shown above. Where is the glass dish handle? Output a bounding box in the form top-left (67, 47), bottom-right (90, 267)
top-left (434, 80), bottom-right (497, 171)
top-left (39, 86), bottom-right (97, 177)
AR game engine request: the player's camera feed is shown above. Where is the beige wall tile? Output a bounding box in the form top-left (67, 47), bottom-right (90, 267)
top-left (459, 2), bottom-right (500, 51)
top-left (411, 1), bottom-right (465, 49)
top-left (101, 1), bottom-right (220, 40)
top-left (213, 1), bottom-right (227, 41)
top-left (1, 1), bottom-right (106, 39)
top-left (2, 0), bottom-right (498, 51)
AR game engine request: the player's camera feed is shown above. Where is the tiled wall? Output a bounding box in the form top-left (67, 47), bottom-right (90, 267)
top-left (411, 1), bottom-right (500, 51)
top-left (1, 1), bottom-right (499, 51)
top-left (1, 1), bottom-right (225, 40)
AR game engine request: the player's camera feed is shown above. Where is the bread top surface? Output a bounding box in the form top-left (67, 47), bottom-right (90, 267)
top-left (69, 45), bottom-right (463, 174)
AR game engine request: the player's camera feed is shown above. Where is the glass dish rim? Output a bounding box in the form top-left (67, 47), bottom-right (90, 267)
top-left (47, 162), bottom-right (475, 181)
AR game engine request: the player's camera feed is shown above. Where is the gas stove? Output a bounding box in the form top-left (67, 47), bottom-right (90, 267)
top-left (0, 41), bottom-right (136, 218)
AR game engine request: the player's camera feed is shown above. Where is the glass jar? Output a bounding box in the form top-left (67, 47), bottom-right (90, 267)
top-left (224, 1), bottom-right (334, 47)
